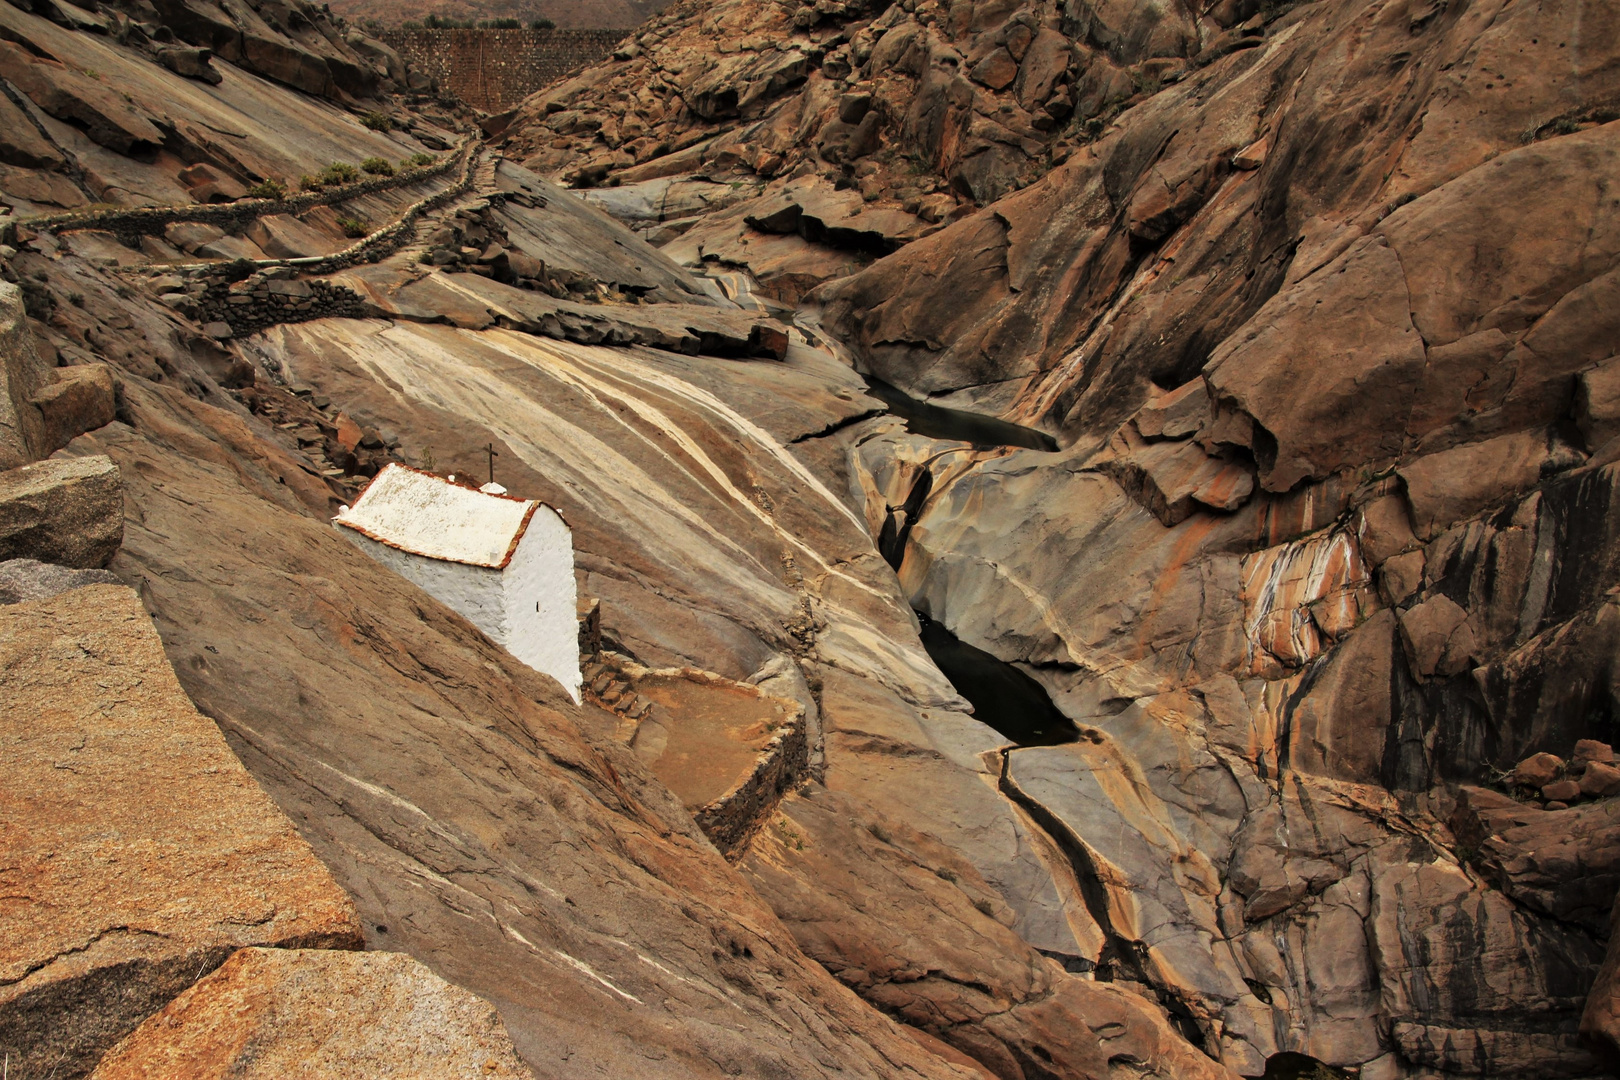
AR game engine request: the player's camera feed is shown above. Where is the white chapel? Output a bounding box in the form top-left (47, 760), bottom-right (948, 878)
top-left (334, 463), bottom-right (582, 702)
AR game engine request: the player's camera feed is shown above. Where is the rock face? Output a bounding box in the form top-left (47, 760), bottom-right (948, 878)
top-left (0, 280), bottom-right (52, 468)
top-left (62, 337), bottom-right (983, 1078)
top-left (488, 0), bottom-right (1620, 1070)
top-left (0, 454), bottom-right (124, 567)
top-left (0, 584), bottom-right (364, 1078)
top-left (7, 0), bottom-right (1620, 1071)
top-left (0, 0), bottom-right (438, 216)
top-left (742, 787), bottom-right (1231, 1080)
top-left (90, 948), bottom-right (530, 1079)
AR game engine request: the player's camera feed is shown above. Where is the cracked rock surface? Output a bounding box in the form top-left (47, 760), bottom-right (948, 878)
top-left (0, 584), bottom-right (363, 1079)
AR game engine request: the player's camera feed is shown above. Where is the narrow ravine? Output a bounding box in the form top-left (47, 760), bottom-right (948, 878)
top-left (916, 615), bottom-right (1077, 747)
top-left (861, 376), bottom-right (1059, 451)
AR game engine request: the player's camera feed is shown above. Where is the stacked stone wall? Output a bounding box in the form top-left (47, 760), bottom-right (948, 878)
top-left (381, 29), bottom-right (631, 112)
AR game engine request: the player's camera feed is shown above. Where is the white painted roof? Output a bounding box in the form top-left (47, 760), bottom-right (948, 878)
top-left (334, 463), bottom-right (541, 569)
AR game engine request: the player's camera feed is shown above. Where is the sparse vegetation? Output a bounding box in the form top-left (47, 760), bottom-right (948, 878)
top-left (360, 156), bottom-right (395, 176)
top-left (360, 110), bottom-right (395, 132)
top-left (403, 152), bottom-right (437, 169)
top-left (973, 898), bottom-right (995, 917)
top-left (319, 161), bottom-right (360, 186)
top-left (67, 291), bottom-right (85, 307)
top-left (297, 172), bottom-right (322, 192)
top-left (245, 177), bottom-right (287, 200)
top-left (772, 817), bottom-right (805, 851)
top-left (337, 215), bottom-right (369, 238)
top-left (401, 14), bottom-right (551, 30)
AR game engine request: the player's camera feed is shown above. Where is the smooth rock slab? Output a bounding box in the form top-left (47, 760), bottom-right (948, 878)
top-left (0, 453), bottom-right (124, 567)
top-left (91, 947), bottom-right (529, 1079)
top-left (0, 585), bottom-right (362, 1078)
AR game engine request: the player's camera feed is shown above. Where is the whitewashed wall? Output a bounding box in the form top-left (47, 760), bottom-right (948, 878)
top-left (503, 507), bottom-right (581, 703)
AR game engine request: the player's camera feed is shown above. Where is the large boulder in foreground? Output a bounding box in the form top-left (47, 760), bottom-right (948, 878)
top-left (90, 947), bottom-right (529, 1079)
top-left (0, 585), bottom-right (362, 1079)
top-left (0, 454), bottom-right (123, 567)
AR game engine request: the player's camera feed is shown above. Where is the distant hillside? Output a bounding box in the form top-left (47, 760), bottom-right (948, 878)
top-left (330, 0), bottom-right (663, 29)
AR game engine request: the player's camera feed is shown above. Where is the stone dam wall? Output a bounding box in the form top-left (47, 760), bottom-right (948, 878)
top-left (381, 28), bottom-right (631, 112)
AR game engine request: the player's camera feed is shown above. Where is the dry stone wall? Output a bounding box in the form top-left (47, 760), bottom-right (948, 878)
top-left (381, 29), bottom-right (631, 112)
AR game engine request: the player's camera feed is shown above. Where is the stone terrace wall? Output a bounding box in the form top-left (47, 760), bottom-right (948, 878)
top-left (382, 29), bottom-right (631, 112)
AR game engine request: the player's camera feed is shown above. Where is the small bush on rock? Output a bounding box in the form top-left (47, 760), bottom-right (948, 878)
top-left (360, 157), bottom-right (394, 176)
top-left (319, 162), bottom-right (360, 186)
top-left (403, 152), bottom-right (437, 169)
top-left (360, 111), bottom-right (394, 132)
top-left (245, 177), bottom-right (287, 200)
top-left (337, 215), bottom-right (369, 238)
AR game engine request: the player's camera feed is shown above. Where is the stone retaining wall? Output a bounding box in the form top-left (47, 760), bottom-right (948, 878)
top-left (380, 29), bottom-right (630, 112)
top-left (13, 137), bottom-right (473, 242)
top-left (687, 681), bottom-right (809, 857)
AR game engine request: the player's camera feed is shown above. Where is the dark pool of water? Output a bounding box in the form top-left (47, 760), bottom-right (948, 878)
top-left (917, 615), bottom-right (1078, 747)
top-left (1250, 1053), bottom-right (1350, 1080)
top-left (863, 377), bottom-right (1059, 452)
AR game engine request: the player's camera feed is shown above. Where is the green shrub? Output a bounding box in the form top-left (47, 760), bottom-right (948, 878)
top-left (244, 177), bottom-right (287, 200)
top-left (480, 17), bottom-right (521, 28)
top-left (403, 152), bottom-right (437, 169)
top-left (337, 215), bottom-right (369, 238)
top-left (360, 156), bottom-right (395, 176)
top-left (297, 172), bottom-right (322, 192)
top-left (530, 17), bottom-right (555, 29)
top-left (400, 19), bottom-right (421, 28)
top-left (360, 110), bottom-right (394, 132)
top-left (319, 162), bottom-right (360, 185)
